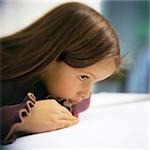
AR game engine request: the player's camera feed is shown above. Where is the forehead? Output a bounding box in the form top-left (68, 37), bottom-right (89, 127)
top-left (78, 57), bottom-right (116, 70)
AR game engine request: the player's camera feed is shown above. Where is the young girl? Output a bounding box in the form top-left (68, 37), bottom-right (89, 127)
top-left (0, 2), bottom-right (121, 144)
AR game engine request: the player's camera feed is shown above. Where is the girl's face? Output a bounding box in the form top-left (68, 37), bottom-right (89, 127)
top-left (42, 58), bottom-right (116, 104)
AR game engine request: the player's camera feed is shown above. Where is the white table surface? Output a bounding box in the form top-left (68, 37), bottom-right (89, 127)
top-left (2, 93), bottom-right (150, 150)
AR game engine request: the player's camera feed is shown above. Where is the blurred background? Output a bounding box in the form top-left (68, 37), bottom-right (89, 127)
top-left (0, 0), bottom-right (149, 93)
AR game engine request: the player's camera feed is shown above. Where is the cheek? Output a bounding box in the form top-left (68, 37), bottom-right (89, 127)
top-left (48, 77), bottom-right (79, 98)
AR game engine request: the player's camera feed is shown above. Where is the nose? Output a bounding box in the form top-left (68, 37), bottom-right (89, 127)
top-left (77, 85), bottom-right (92, 100)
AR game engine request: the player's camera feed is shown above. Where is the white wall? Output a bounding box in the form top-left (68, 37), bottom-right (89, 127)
top-left (0, 0), bottom-right (102, 37)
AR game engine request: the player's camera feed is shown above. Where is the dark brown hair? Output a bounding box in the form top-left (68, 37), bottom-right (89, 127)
top-left (0, 2), bottom-right (121, 80)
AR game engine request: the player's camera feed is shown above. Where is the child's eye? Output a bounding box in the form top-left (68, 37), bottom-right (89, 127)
top-left (78, 75), bottom-right (89, 81)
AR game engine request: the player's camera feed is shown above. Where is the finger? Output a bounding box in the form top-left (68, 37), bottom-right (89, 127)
top-left (58, 119), bottom-right (79, 129)
top-left (58, 113), bottom-right (79, 121)
top-left (60, 106), bottom-right (73, 115)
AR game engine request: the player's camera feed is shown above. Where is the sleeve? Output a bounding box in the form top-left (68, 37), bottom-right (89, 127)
top-left (71, 97), bottom-right (91, 117)
top-left (0, 92), bottom-right (36, 145)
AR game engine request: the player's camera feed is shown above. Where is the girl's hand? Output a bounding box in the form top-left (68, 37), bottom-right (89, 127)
top-left (14, 99), bottom-right (79, 133)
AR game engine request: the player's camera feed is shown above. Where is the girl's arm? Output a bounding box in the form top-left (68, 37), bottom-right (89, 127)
top-left (0, 93), bottom-right (78, 145)
top-left (0, 93), bottom-right (36, 144)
